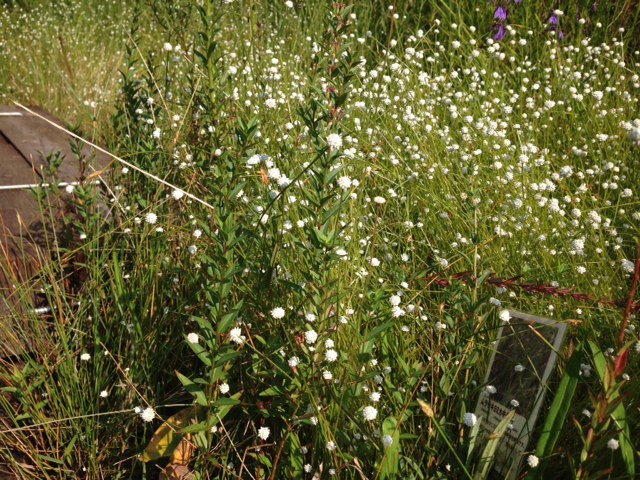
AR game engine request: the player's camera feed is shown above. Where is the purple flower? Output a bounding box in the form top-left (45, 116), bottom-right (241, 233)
top-left (494, 5), bottom-right (508, 21)
top-left (493, 24), bottom-right (506, 41)
top-left (548, 13), bottom-right (559, 26)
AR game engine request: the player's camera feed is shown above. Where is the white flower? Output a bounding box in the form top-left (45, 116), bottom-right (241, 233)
top-left (607, 438), bottom-right (620, 450)
top-left (389, 295), bottom-right (401, 306)
top-left (257, 426), bottom-right (270, 441)
top-left (304, 330), bottom-right (318, 344)
top-left (362, 405), bottom-right (378, 421)
top-left (514, 364), bottom-right (525, 373)
top-left (463, 412), bottom-right (477, 427)
top-left (145, 213), bottom-right (158, 225)
top-left (219, 383), bottom-right (230, 394)
top-left (382, 435), bottom-right (393, 447)
top-left (193, 229), bottom-right (202, 238)
top-left (370, 257), bottom-right (381, 267)
top-left (100, 390), bottom-right (109, 398)
top-left (152, 128), bottom-right (161, 139)
top-left (510, 399), bottom-right (520, 407)
top-left (486, 385), bottom-right (497, 394)
top-left (370, 392), bottom-right (381, 402)
top-left (337, 176), bottom-right (352, 189)
top-left (622, 259), bottom-right (635, 274)
top-left (140, 407), bottom-right (156, 422)
top-left (229, 327), bottom-right (245, 345)
top-left (326, 440), bottom-right (336, 451)
top-left (188, 245), bottom-right (198, 255)
top-left (172, 189), bottom-right (185, 200)
top-left (527, 455), bottom-right (539, 468)
top-left (325, 349), bottom-right (338, 362)
top-left (264, 98), bottom-right (277, 109)
top-left (288, 356), bottom-right (300, 368)
top-left (187, 332), bottom-right (199, 344)
top-left (80, 353), bottom-right (91, 361)
top-left (305, 312), bottom-right (316, 322)
top-left (326, 133), bottom-right (343, 151)
top-left (322, 370), bottom-right (333, 380)
top-left (373, 196), bottom-right (386, 204)
top-left (499, 309), bottom-right (511, 322)
top-left (163, 42), bottom-right (173, 52)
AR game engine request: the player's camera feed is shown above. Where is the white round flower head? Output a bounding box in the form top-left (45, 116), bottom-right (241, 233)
top-left (219, 383), bottom-right (230, 394)
top-left (463, 412), bottom-right (477, 427)
top-left (264, 98), bottom-right (277, 109)
top-left (172, 189), bottom-right (185, 200)
top-left (100, 390), bottom-right (109, 398)
top-left (389, 295), bottom-right (401, 306)
top-left (514, 364), bottom-right (525, 373)
top-left (140, 407), bottom-right (156, 422)
top-left (80, 353), bottom-right (91, 361)
top-left (362, 405), bottom-right (378, 421)
top-left (163, 42), bottom-right (173, 52)
top-left (325, 349), bottom-right (338, 362)
top-left (337, 176), bottom-right (352, 190)
top-left (527, 455), bottom-right (540, 468)
top-left (326, 133), bottom-right (343, 151)
top-left (271, 307), bottom-right (286, 319)
top-left (621, 259), bottom-right (635, 274)
top-left (229, 327), bottom-right (245, 345)
top-left (373, 196), bottom-right (386, 204)
top-left (499, 309), bottom-right (511, 322)
top-left (326, 440), bottom-right (336, 451)
top-left (188, 245), bottom-right (198, 255)
top-left (145, 212), bottom-right (158, 225)
top-left (288, 356), bottom-right (300, 368)
top-left (187, 332), bottom-right (199, 344)
top-left (369, 391), bottom-right (381, 402)
top-left (607, 438), bottom-right (620, 450)
top-left (382, 434), bottom-right (393, 447)
top-left (257, 426), bottom-right (270, 441)
top-left (304, 330), bottom-right (318, 344)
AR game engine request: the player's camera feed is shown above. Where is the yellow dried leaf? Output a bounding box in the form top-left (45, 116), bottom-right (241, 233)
top-left (140, 406), bottom-right (204, 462)
top-left (417, 399), bottom-right (434, 418)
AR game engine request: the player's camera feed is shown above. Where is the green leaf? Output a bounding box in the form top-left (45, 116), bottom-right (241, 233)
top-left (588, 342), bottom-right (635, 477)
top-left (176, 371), bottom-right (208, 407)
top-left (366, 320), bottom-right (395, 342)
top-left (217, 300), bottom-right (244, 334)
top-left (474, 410), bottom-right (515, 480)
top-left (379, 416), bottom-right (401, 479)
top-left (526, 345), bottom-right (583, 480)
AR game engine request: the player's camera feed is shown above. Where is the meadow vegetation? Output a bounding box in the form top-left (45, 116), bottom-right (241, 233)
top-left (0, 1), bottom-right (639, 478)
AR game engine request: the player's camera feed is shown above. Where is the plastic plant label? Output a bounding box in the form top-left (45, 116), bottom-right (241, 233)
top-left (474, 310), bottom-right (568, 479)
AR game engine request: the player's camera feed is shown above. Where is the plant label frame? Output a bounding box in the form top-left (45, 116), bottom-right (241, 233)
top-left (474, 310), bottom-right (568, 479)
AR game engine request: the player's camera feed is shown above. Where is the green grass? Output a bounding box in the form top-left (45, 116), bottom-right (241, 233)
top-left (0, 0), bottom-right (639, 478)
